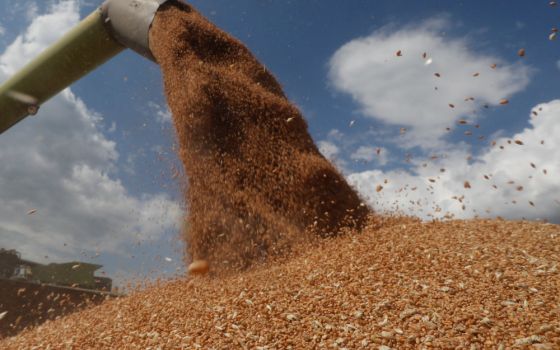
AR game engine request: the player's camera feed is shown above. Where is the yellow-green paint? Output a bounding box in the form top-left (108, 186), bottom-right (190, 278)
top-left (0, 9), bottom-right (125, 134)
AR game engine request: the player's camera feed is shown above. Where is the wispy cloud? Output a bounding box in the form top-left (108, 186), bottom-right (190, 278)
top-left (148, 101), bottom-right (173, 124)
top-left (350, 146), bottom-right (389, 166)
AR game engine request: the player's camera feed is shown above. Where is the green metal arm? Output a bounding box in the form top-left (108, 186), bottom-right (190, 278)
top-left (0, 9), bottom-right (125, 134)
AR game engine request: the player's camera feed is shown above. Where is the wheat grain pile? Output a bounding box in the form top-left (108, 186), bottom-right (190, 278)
top-left (2, 218), bottom-right (559, 349)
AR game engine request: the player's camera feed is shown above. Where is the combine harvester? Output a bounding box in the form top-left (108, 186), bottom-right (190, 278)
top-left (0, 0), bottom-right (170, 133)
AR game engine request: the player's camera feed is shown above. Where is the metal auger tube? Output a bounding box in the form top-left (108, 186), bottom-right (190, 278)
top-left (102, 0), bottom-right (169, 61)
top-left (0, 0), bottom-right (169, 135)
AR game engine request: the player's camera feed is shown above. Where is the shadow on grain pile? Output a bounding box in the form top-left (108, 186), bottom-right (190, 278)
top-left (149, 1), bottom-right (371, 274)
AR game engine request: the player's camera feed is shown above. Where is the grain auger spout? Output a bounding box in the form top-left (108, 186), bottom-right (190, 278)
top-left (0, 0), bottom-right (169, 134)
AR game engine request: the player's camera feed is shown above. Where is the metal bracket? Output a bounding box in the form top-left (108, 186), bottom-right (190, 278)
top-left (101, 0), bottom-right (169, 61)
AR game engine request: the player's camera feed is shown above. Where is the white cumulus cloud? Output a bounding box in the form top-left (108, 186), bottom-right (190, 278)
top-left (349, 100), bottom-right (560, 223)
top-left (329, 17), bottom-right (532, 148)
top-left (0, 1), bottom-right (182, 266)
top-left (0, 1), bottom-right (79, 74)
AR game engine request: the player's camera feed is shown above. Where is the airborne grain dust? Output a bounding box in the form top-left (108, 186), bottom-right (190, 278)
top-left (149, 1), bottom-right (370, 272)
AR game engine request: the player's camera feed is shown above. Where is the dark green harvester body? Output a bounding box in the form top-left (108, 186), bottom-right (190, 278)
top-left (0, 248), bottom-right (112, 291)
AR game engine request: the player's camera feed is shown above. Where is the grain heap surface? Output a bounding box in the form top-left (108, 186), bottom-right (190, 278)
top-left (2, 218), bottom-right (559, 349)
top-left (149, 1), bottom-right (369, 272)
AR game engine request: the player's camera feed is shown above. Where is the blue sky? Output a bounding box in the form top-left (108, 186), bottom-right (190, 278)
top-left (0, 0), bottom-right (559, 288)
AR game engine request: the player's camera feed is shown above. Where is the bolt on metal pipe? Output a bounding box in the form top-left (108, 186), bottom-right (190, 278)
top-left (0, 0), bottom-right (169, 135)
